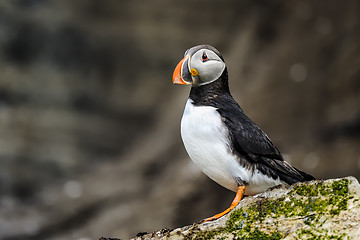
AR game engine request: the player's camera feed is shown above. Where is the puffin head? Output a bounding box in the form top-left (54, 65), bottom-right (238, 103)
top-left (172, 45), bottom-right (226, 87)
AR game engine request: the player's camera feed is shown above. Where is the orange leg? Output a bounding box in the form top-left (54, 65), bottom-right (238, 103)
top-left (201, 185), bottom-right (246, 223)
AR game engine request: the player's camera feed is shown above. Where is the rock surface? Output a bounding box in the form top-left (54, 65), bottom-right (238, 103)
top-left (130, 177), bottom-right (360, 240)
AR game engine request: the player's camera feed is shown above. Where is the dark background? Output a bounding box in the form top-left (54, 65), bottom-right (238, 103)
top-left (0, 1), bottom-right (359, 239)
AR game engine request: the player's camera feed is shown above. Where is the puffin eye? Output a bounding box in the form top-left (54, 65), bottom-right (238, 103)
top-left (202, 52), bottom-right (209, 62)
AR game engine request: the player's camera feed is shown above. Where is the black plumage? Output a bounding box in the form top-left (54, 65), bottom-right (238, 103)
top-left (189, 67), bottom-right (315, 185)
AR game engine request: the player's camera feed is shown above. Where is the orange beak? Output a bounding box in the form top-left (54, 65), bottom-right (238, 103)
top-left (172, 55), bottom-right (192, 85)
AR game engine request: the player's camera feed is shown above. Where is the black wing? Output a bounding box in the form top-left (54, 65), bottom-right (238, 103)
top-left (216, 94), bottom-right (315, 184)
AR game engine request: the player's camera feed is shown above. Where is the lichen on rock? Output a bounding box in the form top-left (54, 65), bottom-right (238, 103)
top-left (130, 177), bottom-right (360, 240)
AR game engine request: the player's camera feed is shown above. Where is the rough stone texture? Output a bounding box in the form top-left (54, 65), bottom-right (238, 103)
top-left (132, 177), bottom-right (360, 240)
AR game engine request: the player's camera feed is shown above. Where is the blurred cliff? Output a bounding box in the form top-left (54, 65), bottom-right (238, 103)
top-left (0, 1), bottom-right (359, 239)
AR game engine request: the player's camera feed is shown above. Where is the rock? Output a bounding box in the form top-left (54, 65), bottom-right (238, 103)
top-left (129, 177), bottom-right (360, 239)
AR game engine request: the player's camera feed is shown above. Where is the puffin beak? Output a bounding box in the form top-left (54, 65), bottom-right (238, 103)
top-left (172, 55), bottom-right (192, 85)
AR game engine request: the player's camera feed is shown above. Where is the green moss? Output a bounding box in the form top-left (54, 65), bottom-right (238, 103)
top-left (191, 208), bottom-right (283, 239)
top-left (187, 179), bottom-right (354, 240)
top-left (296, 229), bottom-right (345, 240)
top-left (331, 179), bottom-right (350, 195)
top-left (294, 179), bottom-right (350, 197)
top-left (240, 228), bottom-right (283, 240)
top-left (192, 229), bottom-right (221, 240)
top-left (304, 214), bottom-right (316, 225)
top-left (289, 179), bottom-right (352, 217)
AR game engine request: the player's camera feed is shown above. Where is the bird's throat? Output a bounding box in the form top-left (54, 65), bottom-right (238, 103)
top-left (189, 68), bottom-right (230, 106)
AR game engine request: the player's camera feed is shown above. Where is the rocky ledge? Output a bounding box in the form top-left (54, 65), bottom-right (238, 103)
top-left (103, 177), bottom-right (360, 239)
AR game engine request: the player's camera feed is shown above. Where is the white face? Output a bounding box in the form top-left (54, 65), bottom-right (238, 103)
top-left (189, 49), bottom-right (225, 86)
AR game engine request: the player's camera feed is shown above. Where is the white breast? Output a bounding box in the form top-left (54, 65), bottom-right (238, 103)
top-left (180, 99), bottom-right (283, 195)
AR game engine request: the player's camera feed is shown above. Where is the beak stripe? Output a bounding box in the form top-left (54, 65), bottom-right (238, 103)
top-left (172, 56), bottom-right (192, 85)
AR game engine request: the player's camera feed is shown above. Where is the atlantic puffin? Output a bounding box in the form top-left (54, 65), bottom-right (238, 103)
top-left (172, 44), bottom-right (315, 222)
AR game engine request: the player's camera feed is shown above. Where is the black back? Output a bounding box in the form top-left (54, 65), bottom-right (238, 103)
top-left (189, 68), bottom-right (315, 184)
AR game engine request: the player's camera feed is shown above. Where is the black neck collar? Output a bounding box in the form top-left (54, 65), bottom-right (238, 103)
top-left (189, 68), bottom-right (230, 106)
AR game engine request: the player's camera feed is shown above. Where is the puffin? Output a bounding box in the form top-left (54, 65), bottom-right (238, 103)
top-left (172, 44), bottom-right (315, 222)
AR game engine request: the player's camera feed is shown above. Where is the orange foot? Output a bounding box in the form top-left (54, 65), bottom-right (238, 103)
top-left (201, 185), bottom-right (246, 223)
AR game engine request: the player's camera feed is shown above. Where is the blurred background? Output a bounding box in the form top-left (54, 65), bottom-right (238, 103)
top-left (0, 0), bottom-right (359, 239)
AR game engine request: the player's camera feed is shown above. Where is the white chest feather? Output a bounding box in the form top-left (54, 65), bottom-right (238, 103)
top-left (180, 99), bottom-right (282, 195)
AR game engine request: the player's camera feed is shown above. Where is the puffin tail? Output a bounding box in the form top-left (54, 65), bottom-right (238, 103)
top-left (295, 168), bottom-right (316, 182)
